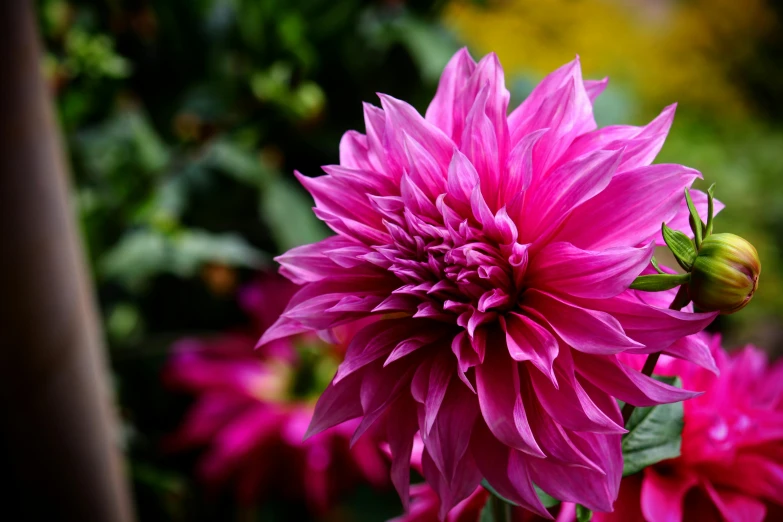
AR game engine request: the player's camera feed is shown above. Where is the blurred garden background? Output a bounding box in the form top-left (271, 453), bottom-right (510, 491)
top-left (32, 0), bottom-right (783, 520)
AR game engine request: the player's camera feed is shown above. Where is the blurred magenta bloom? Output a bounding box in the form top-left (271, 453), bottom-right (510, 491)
top-left (259, 48), bottom-right (718, 517)
top-left (164, 276), bottom-right (388, 513)
top-left (592, 337), bottom-right (783, 522)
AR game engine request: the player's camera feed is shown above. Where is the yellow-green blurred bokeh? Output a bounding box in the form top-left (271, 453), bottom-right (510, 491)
top-left (445, 0), bottom-right (783, 349)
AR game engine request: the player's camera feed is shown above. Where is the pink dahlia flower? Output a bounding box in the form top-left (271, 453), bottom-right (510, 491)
top-left (588, 336), bottom-right (783, 522)
top-left (259, 48), bottom-right (719, 517)
top-left (164, 277), bottom-right (388, 513)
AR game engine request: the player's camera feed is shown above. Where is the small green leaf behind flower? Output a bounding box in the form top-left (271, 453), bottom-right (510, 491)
top-left (622, 376), bottom-right (684, 476)
top-left (576, 504), bottom-right (593, 522)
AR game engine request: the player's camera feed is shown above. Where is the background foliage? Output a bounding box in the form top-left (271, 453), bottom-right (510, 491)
top-left (37, 0), bottom-right (783, 520)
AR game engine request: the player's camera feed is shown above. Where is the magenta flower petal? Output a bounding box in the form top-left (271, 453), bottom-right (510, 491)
top-left (572, 352), bottom-right (700, 407)
top-left (476, 346), bottom-right (545, 456)
top-left (640, 467), bottom-right (697, 522)
top-left (702, 482), bottom-right (767, 522)
top-left (525, 430), bottom-right (622, 512)
top-left (526, 241), bottom-right (654, 299)
top-left (554, 164), bottom-right (701, 250)
top-left (603, 336), bottom-right (783, 522)
top-left (502, 312), bottom-right (559, 381)
top-left (262, 49), bottom-right (718, 518)
top-left (584, 77), bottom-right (609, 102)
top-left (470, 422), bottom-right (549, 516)
top-left (523, 290), bottom-right (643, 355)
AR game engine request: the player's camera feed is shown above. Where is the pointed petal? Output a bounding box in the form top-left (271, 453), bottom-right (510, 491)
top-left (573, 352), bottom-right (700, 407)
top-left (527, 349), bottom-right (625, 434)
top-left (305, 370), bottom-right (364, 438)
top-left (527, 241), bottom-right (654, 299)
top-left (584, 77), bottom-right (609, 103)
top-left (425, 48), bottom-right (477, 139)
top-left (339, 130), bottom-right (373, 171)
top-left (387, 394), bottom-right (420, 510)
top-left (553, 164), bottom-right (700, 250)
top-left (422, 381), bottom-right (479, 486)
top-left (476, 341), bottom-right (545, 456)
top-left (379, 94), bottom-right (455, 178)
top-left (578, 292), bottom-right (717, 353)
top-left (334, 318), bottom-right (414, 383)
top-left (519, 149), bottom-right (622, 244)
top-left (523, 290), bottom-right (643, 354)
top-left (502, 312), bottom-right (559, 383)
top-left (470, 422), bottom-right (550, 516)
top-left (526, 431), bottom-right (622, 512)
top-left (558, 104), bottom-right (675, 173)
top-left (424, 353), bottom-right (453, 435)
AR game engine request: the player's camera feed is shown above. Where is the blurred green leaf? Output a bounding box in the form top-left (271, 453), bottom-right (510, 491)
top-left (576, 504), bottom-right (593, 522)
top-left (204, 141), bottom-right (275, 187)
top-left (479, 497), bottom-right (495, 522)
top-left (64, 28), bottom-right (131, 79)
top-left (77, 110), bottom-right (169, 177)
top-left (107, 302), bottom-right (144, 344)
top-left (101, 228), bottom-right (266, 289)
top-left (260, 177), bottom-right (329, 251)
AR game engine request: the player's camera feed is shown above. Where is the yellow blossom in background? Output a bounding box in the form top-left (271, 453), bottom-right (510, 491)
top-left (444, 0), bottom-right (775, 120)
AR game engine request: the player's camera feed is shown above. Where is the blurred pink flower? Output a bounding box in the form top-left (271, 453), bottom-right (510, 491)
top-left (259, 48), bottom-right (718, 517)
top-left (592, 336), bottom-right (783, 522)
top-left (164, 276), bottom-right (388, 513)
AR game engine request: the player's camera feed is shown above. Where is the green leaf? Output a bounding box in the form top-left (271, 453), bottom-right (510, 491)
top-left (630, 273), bottom-right (690, 292)
top-left (100, 228), bottom-right (267, 290)
top-left (662, 223), bottom-right (697, 271)
top-left (204, 141), bottom-right (275, 188)
top-left (622, 376), bottom-right (684, 476)
top-left (260, 178), bottom-right (330, 251)
top-left (684, 188), bottom-right (703, 248)
top-left (576, 504), bottom-right (593, 522)
top-left (534, 484), bottom-right (560, 508)
top-left (705, 183), bottom-right (716, 237)
top-left (479, 497), bottom-right (495, 522)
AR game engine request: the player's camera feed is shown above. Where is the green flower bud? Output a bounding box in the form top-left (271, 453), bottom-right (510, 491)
top-left (688, 233), bottom-right (761, 314)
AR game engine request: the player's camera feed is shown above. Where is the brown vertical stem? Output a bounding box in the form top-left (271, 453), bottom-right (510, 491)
top-left (0, 2), bottom-right (134, 521)
top-left (621, 288), bottom-right (690, 425)
top-left (491, 494), bottom-right (513, 522)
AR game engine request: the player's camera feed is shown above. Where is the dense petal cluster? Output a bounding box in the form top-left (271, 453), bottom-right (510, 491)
top-left (260, 49), bottom-right (718, 517)
top-left (164, 277), bottom-right (388, 513)
top-left (598, 337), bottom-right (783, 522)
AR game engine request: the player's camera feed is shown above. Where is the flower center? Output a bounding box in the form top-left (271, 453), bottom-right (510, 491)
top-left (380, 217), bottom-right (523, 321)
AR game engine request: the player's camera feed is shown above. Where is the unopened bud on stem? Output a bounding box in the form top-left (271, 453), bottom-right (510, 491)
top-left (630, 185), bottom-right (761, 315)
top-left (688, 233), bottom-right (760, 313)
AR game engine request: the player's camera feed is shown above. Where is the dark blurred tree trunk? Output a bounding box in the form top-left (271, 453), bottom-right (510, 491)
top-left (0, 2), bottom-right (134, 521)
